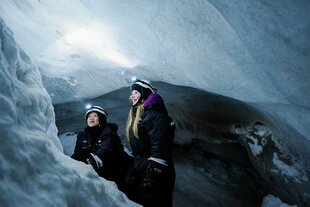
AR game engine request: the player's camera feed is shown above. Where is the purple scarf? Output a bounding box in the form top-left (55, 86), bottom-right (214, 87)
top-left (143, 93), bottom-right (164, 108)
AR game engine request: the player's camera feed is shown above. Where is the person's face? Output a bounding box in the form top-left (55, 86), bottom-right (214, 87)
top-left (130, 90), bottom-right (141, 105)
top-left (87, 112), bottom-right (100, 127)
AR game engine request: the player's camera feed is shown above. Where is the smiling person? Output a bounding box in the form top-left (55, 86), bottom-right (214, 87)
top-left (124, 79), bottom-right (176, 207)
top-left (71, 106), bottom-right (128, 191)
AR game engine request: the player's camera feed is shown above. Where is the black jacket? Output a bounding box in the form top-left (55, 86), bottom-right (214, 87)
top-left (128, 99), bottom-right (176, 205)
top-left (71, 123), bottom-right (127, 185)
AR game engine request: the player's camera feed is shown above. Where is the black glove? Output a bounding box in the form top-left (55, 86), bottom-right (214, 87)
top-left (84, 153), bottom-right (103, 172)
top-left (140, 160), bottom-right (166, 199)
top-left (124, 167), bottom-right (136, 186)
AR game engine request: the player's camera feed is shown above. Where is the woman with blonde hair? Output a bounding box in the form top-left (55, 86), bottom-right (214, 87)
top-left (124, 79), bottom-right (175, 207)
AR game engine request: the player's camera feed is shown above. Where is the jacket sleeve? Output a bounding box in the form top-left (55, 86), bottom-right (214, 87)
top-left (142, 111), bottom-right (172, 162)
top-left (71, 132), bottom-right (85, 161)
top-left (93, 131), bottom-right (122, 167)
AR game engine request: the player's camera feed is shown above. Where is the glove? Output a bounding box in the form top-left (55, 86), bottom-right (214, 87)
top-left (140, 160), bottom-right (166, 199)
top-left (84, 153), bottom-right (103, 171)
top-left (124, 167), bottom-right (136, 186)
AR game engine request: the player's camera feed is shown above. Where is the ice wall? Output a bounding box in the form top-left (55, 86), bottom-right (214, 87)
top-left (1, 0), bottom-right (309, 106)
top-left (0, 18), bottom-right (137, 207)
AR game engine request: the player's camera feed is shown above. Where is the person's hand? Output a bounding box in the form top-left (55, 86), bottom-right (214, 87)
top-left (140, 160), bottom-right (166, 199)
top-left (124, 167), bottom-right (136, 186)
top-left (84, 153), bottom-right (103, 171)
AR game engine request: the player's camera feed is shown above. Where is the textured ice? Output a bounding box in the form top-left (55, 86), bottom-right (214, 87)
top-left (0, 18), bottom-right (138, 207)
top-left (1, 0), bottom-right (310, 206)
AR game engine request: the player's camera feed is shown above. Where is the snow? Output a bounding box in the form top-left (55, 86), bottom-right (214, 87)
top-left (248, 135), bottom-right (264, 157)
top-left (0, 18), bottom-right (138, 207)
top-left (272, 153), bottom-right (308, 184)
top-left (1, 0), bottom-right (310, 206)
top-left (262, 195), bottom-right (298, 207)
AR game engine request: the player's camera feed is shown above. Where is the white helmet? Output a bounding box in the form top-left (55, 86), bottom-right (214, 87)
top-left (85, 106), bottom-right (108, 122)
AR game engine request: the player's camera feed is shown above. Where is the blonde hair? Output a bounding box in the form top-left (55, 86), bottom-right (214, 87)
top-left (126, 103), bottom-right (144, 140)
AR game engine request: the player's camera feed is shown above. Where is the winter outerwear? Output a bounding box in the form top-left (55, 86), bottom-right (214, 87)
top-left (71, 123), bottom-right (129, 191)
top-left (126, 93), bottom-right (176, 207)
